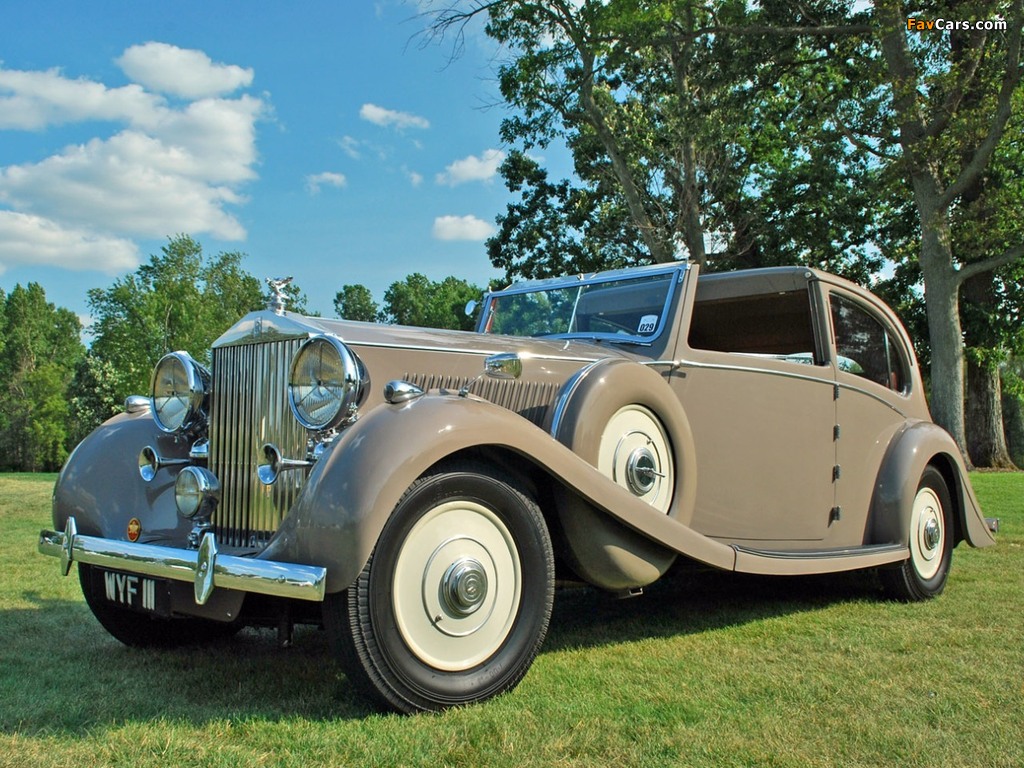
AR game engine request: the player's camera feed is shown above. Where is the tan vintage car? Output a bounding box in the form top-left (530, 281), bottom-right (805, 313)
top-left (39, 261), bottom-right (994, 712)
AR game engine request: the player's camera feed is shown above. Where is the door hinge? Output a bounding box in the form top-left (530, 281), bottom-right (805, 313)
top-left (832, 464), bottom-right (842, 481)
top-left (833, 424), bottom-right (841, 441)
top-left (829, 506), bottom-right (842, 524)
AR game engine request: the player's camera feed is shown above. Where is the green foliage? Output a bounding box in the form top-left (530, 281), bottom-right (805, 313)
top-left (334, 284), bottom-right (380, 322)
top-left (476, 0), bottom-right (882, 283)
top-left (0, 284), bottom-right (84, 471)
top-left (380, 273), bottom-right (482, 330)
top-left (85, 235), bottom-right (265, 408)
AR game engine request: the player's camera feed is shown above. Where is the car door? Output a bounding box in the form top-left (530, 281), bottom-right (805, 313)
top-left (671, 270), bottom-right (836, 544)
top-left (826, 286), bottom-right (917, 542)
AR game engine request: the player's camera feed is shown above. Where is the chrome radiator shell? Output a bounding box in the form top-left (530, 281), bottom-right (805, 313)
top-left (208, 339), bottom-right (308, 549)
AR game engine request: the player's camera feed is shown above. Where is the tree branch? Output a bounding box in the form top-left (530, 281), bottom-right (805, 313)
top-left (941, 0), bottom-right (1024, 208)
top-left (956, 242), bottom-right (1024, 285)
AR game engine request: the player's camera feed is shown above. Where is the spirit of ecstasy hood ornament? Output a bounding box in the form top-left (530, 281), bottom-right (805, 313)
top-left (266, 276), bottom-right (293, 315)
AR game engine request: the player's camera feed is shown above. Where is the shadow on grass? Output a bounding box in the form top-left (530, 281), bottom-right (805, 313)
top-left (543, 563), bottom-right (885, 653)
top-left (2, 567), bottom-right (884, 733)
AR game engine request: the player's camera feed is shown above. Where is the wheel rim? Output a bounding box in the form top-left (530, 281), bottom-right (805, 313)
top-left (392, 500), bottom-right (521, 672)
top-left (909, 486), bottom-right (945, 580)
top-left (598, 404), bottom-right (674, 512)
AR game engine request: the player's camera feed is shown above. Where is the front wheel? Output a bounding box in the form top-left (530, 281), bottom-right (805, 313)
top-left (880, 466), bottom-right (953, 601)
top-left (325, 462), bottom-right (555, 713)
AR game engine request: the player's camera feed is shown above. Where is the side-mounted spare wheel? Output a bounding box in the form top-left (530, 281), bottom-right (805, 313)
top-left (880, 465), bottom-right (954, 601)
top-left (324, 461), bottom-right (555, 713)
top-left (549, 358), bottom-right (694, 591)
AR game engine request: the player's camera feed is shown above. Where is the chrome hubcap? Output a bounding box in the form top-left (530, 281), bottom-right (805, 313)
top-left (626, 446), bottom-right (660, 495)
top-left (922, 518), bottom-right (941, 551)
top-left (441, 558), bottom-right (488, 617)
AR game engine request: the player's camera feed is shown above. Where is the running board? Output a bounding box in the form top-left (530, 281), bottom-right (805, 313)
top-left (732, 543), bottom-right (908, 576)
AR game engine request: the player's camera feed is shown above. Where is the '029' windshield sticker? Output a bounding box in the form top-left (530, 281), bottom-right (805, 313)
top-left (637, 314), bottom-right (658, 334)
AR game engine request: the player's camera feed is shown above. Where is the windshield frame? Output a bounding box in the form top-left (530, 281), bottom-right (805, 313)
top-left (476, 262), bottom-right (688, 344)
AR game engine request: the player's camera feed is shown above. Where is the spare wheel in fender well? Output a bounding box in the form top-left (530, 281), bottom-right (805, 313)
top-left (547, 358), bottom-right (698, 590)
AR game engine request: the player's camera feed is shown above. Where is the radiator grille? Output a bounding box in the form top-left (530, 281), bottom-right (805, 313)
top-left (404, 373), bottom-right (559, 427)
top-left (209, 339), bottom-right (308, 549)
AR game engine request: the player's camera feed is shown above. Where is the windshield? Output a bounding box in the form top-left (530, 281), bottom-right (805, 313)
top-left (479, 268), bottom-right (681, 343)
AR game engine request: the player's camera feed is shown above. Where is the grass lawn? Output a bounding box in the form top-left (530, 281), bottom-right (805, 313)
top-left (1, 471), bottom-right (1021, 767)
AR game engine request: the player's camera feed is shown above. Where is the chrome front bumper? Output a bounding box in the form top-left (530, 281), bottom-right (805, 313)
top-left (39, 516), bottom-right (327, 606)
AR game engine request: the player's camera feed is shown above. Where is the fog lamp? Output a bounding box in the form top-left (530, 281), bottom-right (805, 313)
top-left (175, 466), bottom-right (221, 519)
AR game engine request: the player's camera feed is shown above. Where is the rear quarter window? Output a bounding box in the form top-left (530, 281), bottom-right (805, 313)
top-left (688, 289), bottom-right (818, 362)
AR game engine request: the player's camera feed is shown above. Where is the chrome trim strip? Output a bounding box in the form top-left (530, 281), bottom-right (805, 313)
top-left (348, 338), bottom-right (599, 364)
top-left (548, 359), bottom-right (605, 439)
top-left (732, 543), bottom-right (907, 560)
top-left (39, 519), bottom-right (327, 603)
top-left (677, 358), bottom-right (908, 417)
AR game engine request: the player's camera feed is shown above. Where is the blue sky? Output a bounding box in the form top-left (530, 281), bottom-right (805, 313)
top-left (0, 0), bottom-right (544, 327)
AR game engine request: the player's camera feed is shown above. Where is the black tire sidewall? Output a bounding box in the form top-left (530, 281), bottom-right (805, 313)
top-left (909, 466), bottom-right (954, 595)
top-left (361, 466), bottom-right (553, 709)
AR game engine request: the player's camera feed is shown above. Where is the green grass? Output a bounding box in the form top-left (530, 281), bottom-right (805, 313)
top-left (1, 471), bottom-right (1021, 767)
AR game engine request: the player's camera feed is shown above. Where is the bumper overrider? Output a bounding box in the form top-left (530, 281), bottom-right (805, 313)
top-left (38, 516), bottom-right (327, 606)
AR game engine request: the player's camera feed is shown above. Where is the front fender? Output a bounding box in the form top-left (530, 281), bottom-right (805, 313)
top-left (262, 392), bottom-right (736, 593)
top-left (52, 410), bottom-right (195, 544)
top-left (869, 420), bottom-right (994, 549)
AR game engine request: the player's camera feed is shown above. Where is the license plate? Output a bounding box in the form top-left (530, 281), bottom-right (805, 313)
top-left (95, 568), bottom-right (171, 616)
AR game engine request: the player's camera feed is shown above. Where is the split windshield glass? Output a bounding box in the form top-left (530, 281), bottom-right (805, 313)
top-left (479, 268), bottom-right (681, 343)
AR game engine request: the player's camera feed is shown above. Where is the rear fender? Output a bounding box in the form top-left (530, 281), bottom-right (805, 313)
top-left (262, 392), bottom-right (736, 593)
top-left (869, 421), bottom-right (994, 548)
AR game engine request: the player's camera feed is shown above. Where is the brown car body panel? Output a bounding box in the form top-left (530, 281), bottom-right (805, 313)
top-left (46, 261), bottom-right (992, 619)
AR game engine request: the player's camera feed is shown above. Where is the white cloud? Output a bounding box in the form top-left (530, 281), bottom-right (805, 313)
top-left (360, 103), bottom-right (430, 130)
top-left (404, 167), bottom-right (423, 187)
top-left (306, 171), bottom-right (347, 194)
top-left (436, 149), bottom-right (505, 186)
top-left (0, 211), bottom-right (138, 273)
top-left (0, 45), bottom-right (266, 263)
top-left (117, 42), bottom-right (254, 99)
top-left (338, 135), bottom-right (362, 159)
top-left (432, 214), bottom-right (495, 241)
top-left (0, 65), bottom-right (162, 130)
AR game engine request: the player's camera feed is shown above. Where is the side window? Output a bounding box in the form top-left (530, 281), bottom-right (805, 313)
top-left (830, 293), bottom-right (907, 392)
top-left (688, 289), bottom-right (819, 364)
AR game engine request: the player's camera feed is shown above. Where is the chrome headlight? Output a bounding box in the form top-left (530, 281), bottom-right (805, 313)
top-left (288, 335), bottom-right (367, 430)
top-left (150, 352), bottom-right (210, 433)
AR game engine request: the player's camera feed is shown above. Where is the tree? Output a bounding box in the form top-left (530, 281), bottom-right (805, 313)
top-left (85, 235), bottom-right (265, 418)
top-left (432, 1), bottom-right (881, 286)
top-left (433, 0), bottom-right (1024, 460)
top-left (334, 284), bottom-right (380, 322)
top-left (0, 283), bottom-right (84, 471)
top-left (381, 274), bottom-right (482, 330)
top-left (863, 0), bottom-right (1024, 458)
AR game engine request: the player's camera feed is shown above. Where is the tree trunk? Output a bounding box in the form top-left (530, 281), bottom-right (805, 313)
top-left (916, 200), bottom-right (969, 462)
top-left (1003, 388), bottom-right (1024, 468)
top-left (966, 356), bottom-right (1017, 468)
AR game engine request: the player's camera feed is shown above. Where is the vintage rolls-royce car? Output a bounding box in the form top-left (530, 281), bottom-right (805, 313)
top-left (40, 262), bottom-right (993, 713)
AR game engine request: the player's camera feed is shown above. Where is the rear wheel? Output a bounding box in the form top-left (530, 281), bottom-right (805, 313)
top-left (880, 466), bottom-right (953, 601)
top-left (325, 462), bottom-right (554, 713)
top-left (78, 563), bottom-right (241, 647)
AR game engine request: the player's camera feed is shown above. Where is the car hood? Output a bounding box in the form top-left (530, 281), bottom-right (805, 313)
top-left (212, 309), bottom-right (641, 363)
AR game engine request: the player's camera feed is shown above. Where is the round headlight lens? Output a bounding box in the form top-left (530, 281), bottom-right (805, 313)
top-left (288, 336), bottom-right (367, 430)
top-left (151, 352), bottom-right (209, 433)
top-left (175, 466), bottom-right (220, 519)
